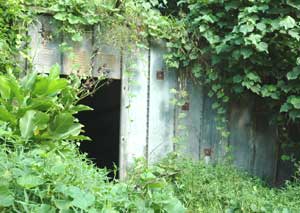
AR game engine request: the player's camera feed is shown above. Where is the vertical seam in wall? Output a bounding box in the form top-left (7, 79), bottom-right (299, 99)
top-left (119, 49), bottom-right (125, 179)
top-left (145, 43), bottom-right (151, 164)
top-left (199, 90), bottom-right (206, 160)
top-left (61, 32), bottom-right (64, 72)
top-left (173, 75), bottom-right (178, 152)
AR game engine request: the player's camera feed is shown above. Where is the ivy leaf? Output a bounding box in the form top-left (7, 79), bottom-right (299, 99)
top-left (246, 72), bottom-right (261, 82)
top-left (71, 33), bottom-right (83, 42)
top-left (279, 16), bottom-right (296, 30)
top-left (287, 67), bottom-right (300, 80)
top-left (240, 48), bottom-right (253, 59)
top-left (280, 103), bottom-right (291, 113)
top-left (54, 12), bottom-right (68, 21)
top-left (233, 75), bottom-right (243, 83)
top-left (256, 42), bottom-right (268, 52)
top-left (256, 23), bottom-right (266, 31)
top-left (68, 15), bottom-right (82, 25)
top-left (192, 64), bottom-right (202, 78)
top-left (239, 24), bottom-right (254, 35)
top-left (290, 96), bottom-right (300, 109)
top-left (288, 30), bottom-right (300, 41)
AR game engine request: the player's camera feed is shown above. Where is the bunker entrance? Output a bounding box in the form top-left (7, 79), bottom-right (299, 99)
top-left (77, 80), bottom-right (121, 176)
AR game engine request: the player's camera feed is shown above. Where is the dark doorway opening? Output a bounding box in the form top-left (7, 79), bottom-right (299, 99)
top-left (77, 80), bottom-right (121, 176)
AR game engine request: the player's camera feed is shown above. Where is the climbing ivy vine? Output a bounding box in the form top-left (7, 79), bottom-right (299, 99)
top-left (164, 0), bottom-right (300, 142)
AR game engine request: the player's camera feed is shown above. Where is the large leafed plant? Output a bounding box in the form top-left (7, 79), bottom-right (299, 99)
top-left (0, 66), bottom-right (91, 146)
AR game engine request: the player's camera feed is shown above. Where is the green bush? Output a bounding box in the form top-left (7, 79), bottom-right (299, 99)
top-left (155, 155), bottom-right (300, 213)
top-left (0, 143), bottom-right (185, 212)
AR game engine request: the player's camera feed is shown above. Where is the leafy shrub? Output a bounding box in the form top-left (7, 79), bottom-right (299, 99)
top-left (0, 66), bottom-right (91, 147)
top-left (0, 143), bottom-right (185, 212)
top-left (0, 68), bottom-right (184, 213)
top-left (155, 155), bottom-right (300, 213)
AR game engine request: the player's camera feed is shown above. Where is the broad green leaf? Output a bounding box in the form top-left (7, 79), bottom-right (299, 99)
top-left (19, 110), bottom-right (37, 139)
top-left (33, 111), bottom-right (50, 131)
top-left (71, 191), bottom-right (95, 210)
top-left (164, 198), bottom-right (186, 213)
top-left (71, 33), bottom-right (83, 42)
top-left (0, 185), bottom-right (14, 207)
top-left (49, 64), bottom-right (61, 80)
top-left (240, 48), bottom-right (253, 59)
top-left (57, 124), bottom-right (82, 139)
top-left (33, 78), bottom-right (67, 96)
top-left (287, 67), bottom-right (300, 80)
top-left (233, 75), bottom-right (243, 83)
top-left (246, 72), bottom-right (261, 82)
top-left (50, 113), bottom-right (81, 139)
top-left (54, 199), bottom-right (72, 210)
top-left (239, 24), bottom-right (254, 35)
top-left (256, 42), bottom-right (268, 52)
top-left (69, 104), bottom-right (93, 114)
top-left (0, 106), bottom-right (17, 125)
top-left (17, 175), bottom-right (44, 189)
top-left (192, 64), bottom-right (202, 78)
top-left (288, 30), bottom-right (300, 41)
top-left (33, 78), bottom-right (50, 96)
top-left (280, 103), bottom-right (291, 112)
top-left (0, 76), bottom-right (11, 99)
top-left (289, 96), bottom-right (300, 109)
top-left (54, 12), bottom-right (68, 21)
top-left (256, 22), bottom-right (266, 31)
top-left (279, 16), bottom-right (296, 30)
top-left (47, 79), bottom-right (68, 95)
top-left (34, 204), bottom-right (56, 213)
top-left (67, 14), bottom-right (82, 24)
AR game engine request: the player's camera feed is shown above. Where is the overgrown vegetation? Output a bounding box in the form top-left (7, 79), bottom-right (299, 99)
top-left (164, 0), bottom-right (300, 142)
top-left (155, 155), bottom-right (300, 212)
top-left (0, 143), bottom-right (185, 212)
top-left (1, 0), bottom-right (300, 212)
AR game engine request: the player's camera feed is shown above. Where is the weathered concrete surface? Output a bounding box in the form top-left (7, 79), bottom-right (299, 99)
top-left (176, 82), bottom-right (203, 160)
top-left (29, 15), bottom-right (62, 73)
top-left (119, 48), bottom-right (149, 177)
top-left (62, 32), bottom-right (93, 76)
top-left (148, 41), bottom-right (177, 164)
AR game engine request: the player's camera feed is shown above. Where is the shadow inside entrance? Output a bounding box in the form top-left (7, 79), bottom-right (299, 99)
top-left (77, 80), bottom-right (121, 178)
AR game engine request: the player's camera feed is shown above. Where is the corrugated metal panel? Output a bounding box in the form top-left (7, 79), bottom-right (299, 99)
top-left (119, 48), bottom-right (149, 177)
top-left (148, 41), bottom-right (177, 164)
top-left (252, 112), bottom-right (277, 183)
top-left (176, 82), bottom-right (203, 160)
top-left (200, 96), bottom-right (223, 162)
top-left (229, 101), bottom-right (254, 172)
top-left (29, 15), bottom-right (61, 73)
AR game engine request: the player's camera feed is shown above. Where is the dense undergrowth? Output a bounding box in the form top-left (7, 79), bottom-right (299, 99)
top-left (0, 143), bottom-right (185, 212)
top-left (1, 142), bottom-right (300, 212)
top-left (157, 155), bottom-right (300, 212)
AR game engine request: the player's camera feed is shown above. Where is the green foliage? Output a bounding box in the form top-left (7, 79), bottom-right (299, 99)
top-left (0, 66), bottom-right (91, 146)
top-left (164, 0), bottom-right (300, 140)
top-left (0, 144), bottom-right (184, 212)
top-left (156, 155), bottom-right (300, 212)
top-left (0, 0), bottom-right (31, 74)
